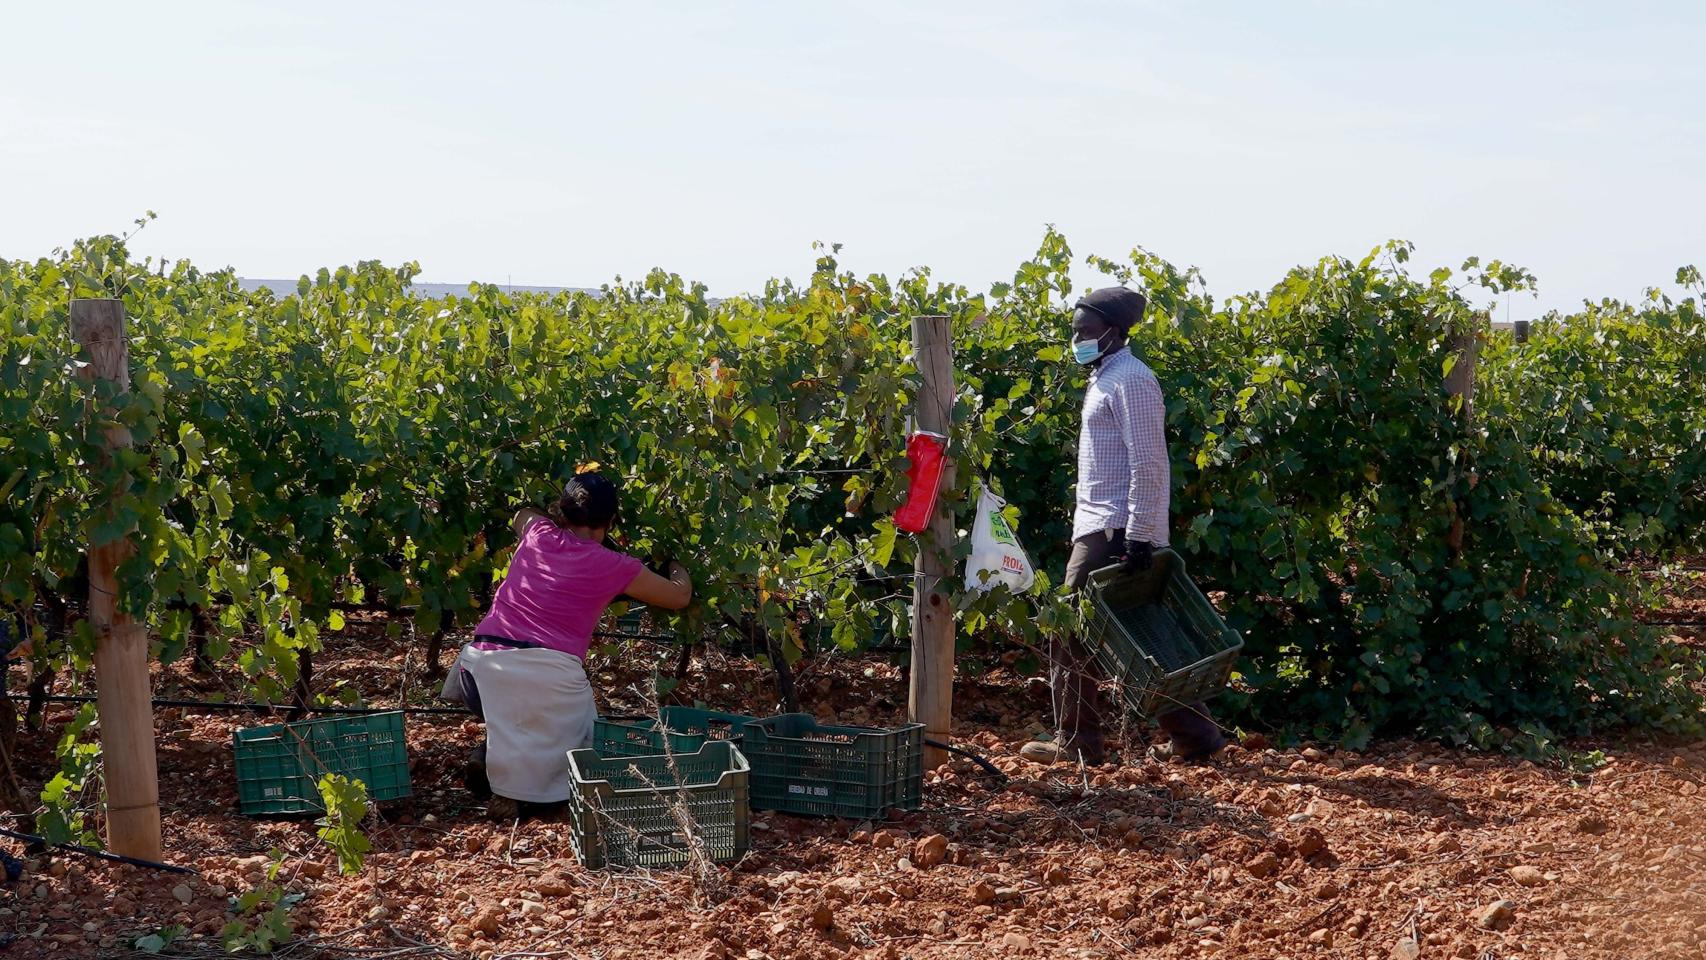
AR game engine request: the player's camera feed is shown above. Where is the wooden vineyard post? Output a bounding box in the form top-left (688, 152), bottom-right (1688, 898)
top-left (1444, 313), bottom-right (1482, 424)
top-left (71, 299), bottom-right (163, 860)
top-left (1443, 312), bottom-right (1483, 561)
top-left (908, 314), bottom-right (955, 770)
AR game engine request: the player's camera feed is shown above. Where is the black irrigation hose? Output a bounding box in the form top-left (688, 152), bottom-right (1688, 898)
top-left (16, 699), bottom-right (1009, 780)
top-left (591, 631), bottom-right (678, 646)
top-left (0, 826), bottom-right (197, 875)
top-left (24, 697), bottom-right (1011, 783)
top-left (22, 697), bottom-right (1014, 789)
top-left (18, 693), bottom-right (469, 717)
top-left (926, 738), bottom-right (1008, 784)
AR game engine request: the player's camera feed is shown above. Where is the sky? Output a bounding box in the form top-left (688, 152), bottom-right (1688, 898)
top-left (3, 1), bottom-right (1703, 318)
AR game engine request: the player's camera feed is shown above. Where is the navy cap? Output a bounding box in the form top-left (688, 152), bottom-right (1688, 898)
top-left (1075, 287), bottom-right (1148, 332)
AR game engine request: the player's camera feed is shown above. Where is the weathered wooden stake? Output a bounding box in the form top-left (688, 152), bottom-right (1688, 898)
top-left (1443, 313), bottom-right (1483, 560)
top-left (1444, 315), bottom-right (1482, 424)
top-left (72, 299), bottom-right (163, 860)
top-left (908, 315), bottom-right (955, 770)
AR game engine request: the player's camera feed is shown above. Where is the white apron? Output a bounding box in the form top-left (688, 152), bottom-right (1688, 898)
top-left (440, 644), bottom-right (595, 803)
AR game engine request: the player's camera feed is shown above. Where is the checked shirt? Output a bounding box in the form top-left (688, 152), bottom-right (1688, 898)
top-left (1072, 347), bottom-right (1170, 546)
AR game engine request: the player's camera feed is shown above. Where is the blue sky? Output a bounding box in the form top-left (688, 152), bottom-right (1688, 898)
top-left (3, 1), bottom-right (1702, 317)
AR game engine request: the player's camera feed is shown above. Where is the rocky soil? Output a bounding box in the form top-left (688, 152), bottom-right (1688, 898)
top-left (2, 566), bottom-right (1703, 959)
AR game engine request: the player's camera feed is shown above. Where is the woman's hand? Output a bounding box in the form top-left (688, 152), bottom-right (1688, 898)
top-left (622, 560), bottom-right (693, 610)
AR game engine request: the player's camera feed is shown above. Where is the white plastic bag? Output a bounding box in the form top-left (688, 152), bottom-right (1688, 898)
top-left (965, 485), bottom-right (1036, 594)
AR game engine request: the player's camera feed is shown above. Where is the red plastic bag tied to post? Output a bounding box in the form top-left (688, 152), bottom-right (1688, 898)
top-left (894, 431), bottom-right (948, 534)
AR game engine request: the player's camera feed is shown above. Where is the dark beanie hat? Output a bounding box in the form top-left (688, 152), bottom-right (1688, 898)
top-left (1075, 287), bottom-right (1148, 332)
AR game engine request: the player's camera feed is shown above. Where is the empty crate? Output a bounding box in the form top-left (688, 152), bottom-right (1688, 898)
top-left (233, 711), bottom-right (411, 816)
top-left (566, 740), bottom-right (751, 869)
top-left (1083, 549), bottom-right (1243, 718)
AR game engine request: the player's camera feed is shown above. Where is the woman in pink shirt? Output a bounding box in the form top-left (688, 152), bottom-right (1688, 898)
top-left (441, 472), bottom-right (692, 820)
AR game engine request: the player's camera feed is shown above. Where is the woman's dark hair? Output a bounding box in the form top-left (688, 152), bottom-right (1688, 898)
top-left (550, 472), bottom-right (619, 530)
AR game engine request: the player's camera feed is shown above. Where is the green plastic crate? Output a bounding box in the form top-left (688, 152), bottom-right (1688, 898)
top-left (233, 711), bottom-right (412, 815)
top-left (593, 708), bottom-right (757, 759)
top-left (741, 714), bottom-right (924, 819)
top-left (566, 740), bottom-right (750, 869)
top-left (1083, 548), bottom-right (1243, 719)
top-left (600, 605), bottom-right (675, 643)
top-left (592, 715), bottom-right (698, 759)
top-left (660, 706), bottom-right (757, 745)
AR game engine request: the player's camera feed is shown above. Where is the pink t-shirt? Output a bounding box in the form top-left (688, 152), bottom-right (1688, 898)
top-left (473, 520), bottom-right (645, 659)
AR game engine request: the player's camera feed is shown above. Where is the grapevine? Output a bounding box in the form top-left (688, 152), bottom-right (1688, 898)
top-left (2, 229), bottom-right (1702, 813)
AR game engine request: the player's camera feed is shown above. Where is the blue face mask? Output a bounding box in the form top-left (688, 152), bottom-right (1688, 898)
top-left (1071, 336), bottom-right (1105, 365)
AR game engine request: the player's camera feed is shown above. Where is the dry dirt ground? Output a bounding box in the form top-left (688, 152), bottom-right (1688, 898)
top-left (3, 567), bottom-right (1704, 960)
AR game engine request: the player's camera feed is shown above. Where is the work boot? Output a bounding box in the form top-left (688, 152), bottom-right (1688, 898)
top-left (1019, 734), bottom-right (1105, 766)
top-left (486, 796), bottom-right (519, 822)
top-left (1154, 702), bottom-right (1227, 761)
top-left (1020, 740), bottom-right (1064, 764)
top-left (463, 741), bottom-right (491, 800)
top-left (519, 799), bottom-right (567, 821)
top-left (1148, 740), bottom-right (1224, 763)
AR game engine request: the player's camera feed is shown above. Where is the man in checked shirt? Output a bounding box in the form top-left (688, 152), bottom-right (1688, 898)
top-left (1022, 286), bottom-right (1226, 766)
